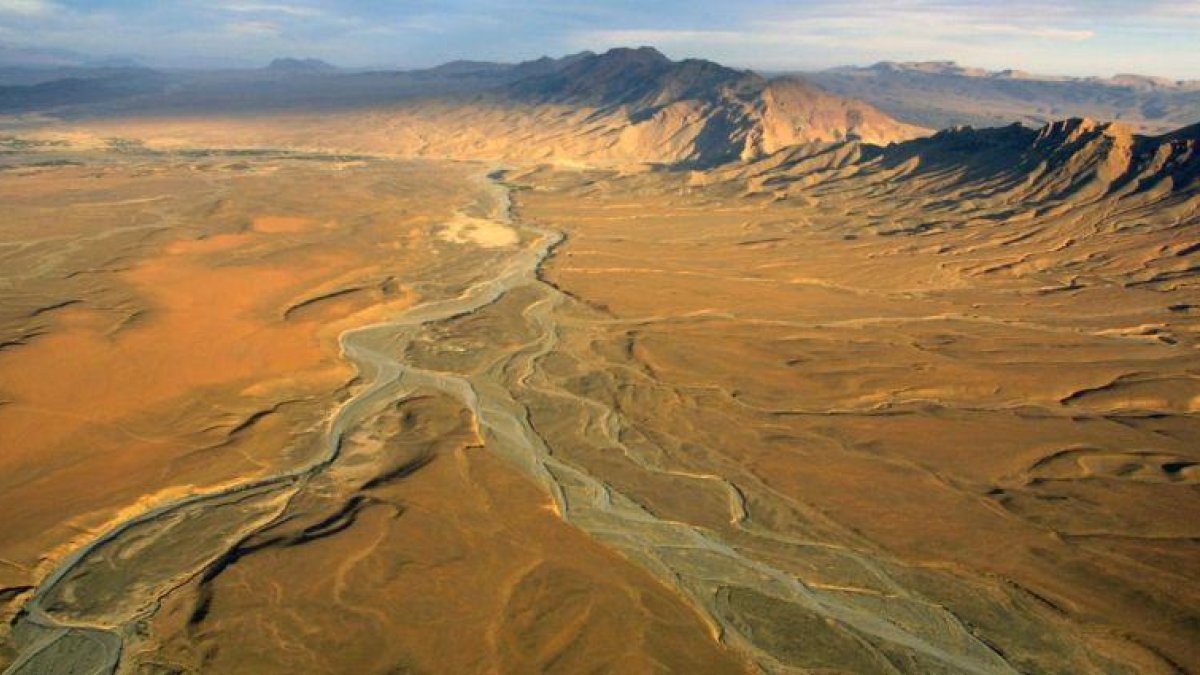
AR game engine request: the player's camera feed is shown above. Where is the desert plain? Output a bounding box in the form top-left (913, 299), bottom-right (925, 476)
top-left (0, 46), bottom-right (1197, 675)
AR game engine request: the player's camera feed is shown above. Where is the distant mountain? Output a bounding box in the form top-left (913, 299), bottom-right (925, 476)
top-left (507, 52), bottom-right (596, 80)
top-left (0, 54), bottom-right (574, 115)
top-left (0, 66), bottom-right (146, 87)
top-left (0, 43), bottom-right (152, 87)
top-left (0, 67), bottom-right (168, 114)
top-left (0, 44), bottom-right (92, 68)
top-left (410, 52), bottom-right (592, 83)
top-left (266, 58), bottom-right (338, 73)
top-left (804, 61), bottom-right (1200, 134)
top-left (861, 61), bottom-right (1200, 91)
top-left (0, 43), bottom-right (146, 69)
top-left (416, 59), bottom-right (513, 79)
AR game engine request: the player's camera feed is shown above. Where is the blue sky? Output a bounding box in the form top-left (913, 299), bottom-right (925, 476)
top-left (2, 0), bottom-right (1198, 77)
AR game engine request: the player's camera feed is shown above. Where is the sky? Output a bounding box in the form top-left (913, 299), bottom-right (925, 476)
top-left (1, 0), bottom-right (1198, 78)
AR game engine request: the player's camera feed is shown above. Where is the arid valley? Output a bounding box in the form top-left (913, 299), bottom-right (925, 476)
top-left (1, 9), bottom-right (1199, 674)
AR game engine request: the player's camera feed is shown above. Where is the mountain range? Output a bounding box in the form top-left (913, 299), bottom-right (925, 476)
top-left (2, 47), bottom-right (1199, 169)
top-left (804, 60), bottom-right (1200, 133)
top-left (1, 47), bottom-right (924, 166)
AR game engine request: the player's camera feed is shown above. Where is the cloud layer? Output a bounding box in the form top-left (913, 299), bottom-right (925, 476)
top-left (0, 0), bottom-right (1195, 77)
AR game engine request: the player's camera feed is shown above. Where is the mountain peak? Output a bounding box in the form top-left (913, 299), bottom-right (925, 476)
top-left (504, 45), bottom-right (720, 108)
top-left (1034, 117), bottom-right (1132, 146)
top-left (596, 46), bottom-right (671, 65)
top-left (869, 61), bottom-right (985, 77)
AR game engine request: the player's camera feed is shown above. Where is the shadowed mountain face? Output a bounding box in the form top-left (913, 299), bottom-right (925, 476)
top-left (417, 52), bottom-right (594, 82)
top-left (0, 68), bottom-right (169, 112)
top-left (805, 61), bottom-right (1200, 134)
top-left (715, 117), bottom-right (1199, 209)
top-left (872, 118), bottom-right (1200, 200)
top-left (507, 46), bottom-right (685, 105)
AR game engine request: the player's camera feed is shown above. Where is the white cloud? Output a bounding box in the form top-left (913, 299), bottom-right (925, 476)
top-left (970, 23), bottom-right (1094, 41)
top-left (1, 0), bottom-right (1195, 78)
top-left (225, 19), bottom-right (282, 36)
top-left (573, 22), bottom-right (1093, 58)
top-left (0, 0), bottom-right (58, 16)
top-left (581, 30), bottom-right (754, 46)
top-left (220, 3), bottom-right (323, 18)
top-left (577, 29), bottom-right (847, 49)
top-left (567, 2), bottom-right (1131, 78)
top-left (572, 0), bottom-right (1102, 72)
top-left (1143, 1), bottom-right (1200, 17)
top-left (1030, 28), bottom-right (1095, 41)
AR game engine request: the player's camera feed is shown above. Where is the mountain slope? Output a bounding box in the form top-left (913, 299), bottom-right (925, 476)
top-left (872, 118), bottom-right (1200, 202)
top-left (733, 118), bottom-right (1200, 209)
top-left (716, 118), bottom-right (1199, 301)
top-left (493, 47), bottom-right (925, 163)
